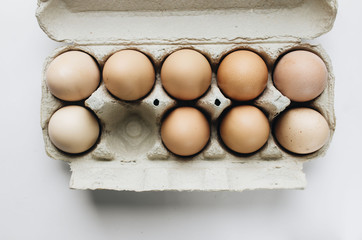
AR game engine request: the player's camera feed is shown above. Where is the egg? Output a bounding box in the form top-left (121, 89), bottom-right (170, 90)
top-left (217, 50), bottom-right (268, 101)
top-left (48, 105), bottom-right (100, 154)
top-left (161, 107), bottom-right (210, 156)
top-left (46, 51), bottom-right (100, 101)
top-left (273, 50), bottom-right (328, 102)
top-left (161, 49), bottom-right (212, 100)
top-left (220, 105), bottom-right (269, 154)
top-left (274, 108), bottom-right (330, 154)
top-left (103, 50), bottom-right (155, 101)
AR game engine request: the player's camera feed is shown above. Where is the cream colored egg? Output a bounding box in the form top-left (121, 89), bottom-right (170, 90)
top-left (220, 105), bottom-right (270, 154)
top-left (274, 108), bottom-right (330, 154)
top-left (273, 50), bottom-right (328, 102)
top-left (217, 50), bottom-right (268, 101)
top-left (161, 107), bottom-right (210, 156)
top-left (161, 49), bottom-right (212, 100)
top-left (46, 51), bottom-right (100, 101)
top-left (103, 50), bottom-right (155, 101)
top-left (48, 105), bottom-right (100, 154)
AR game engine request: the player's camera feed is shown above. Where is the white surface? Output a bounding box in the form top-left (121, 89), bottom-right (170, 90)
top-left (0, 1), bottom-right (361, 239)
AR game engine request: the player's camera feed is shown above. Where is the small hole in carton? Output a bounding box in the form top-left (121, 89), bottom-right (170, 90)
top-left (214, 99), bottom-right (221, 106)
top-left (153, 99), bottom-right (159, 106)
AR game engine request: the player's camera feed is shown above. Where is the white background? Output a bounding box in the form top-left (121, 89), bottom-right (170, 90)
top-left (1, 1), bottom-right (361, 239)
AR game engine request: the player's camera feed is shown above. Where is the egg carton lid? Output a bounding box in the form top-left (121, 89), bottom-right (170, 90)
top-left (36, 0), bottom-right (337, 45)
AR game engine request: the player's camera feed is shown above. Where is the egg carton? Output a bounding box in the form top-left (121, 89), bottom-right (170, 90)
top-left (37, 0), bottom-right (337, 191)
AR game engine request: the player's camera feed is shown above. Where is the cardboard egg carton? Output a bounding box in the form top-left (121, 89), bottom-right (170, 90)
top-left (37, 0), bottom-right (337, 191)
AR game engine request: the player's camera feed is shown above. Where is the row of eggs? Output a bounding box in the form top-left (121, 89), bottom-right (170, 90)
top-left (45, 48), bottom-right (330, 157)
top-left (48, 105), bottom-right (330, 157)
top-left (46, 48), bottom-right (328, 103)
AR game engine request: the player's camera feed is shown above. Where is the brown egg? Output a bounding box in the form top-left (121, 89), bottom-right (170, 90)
top-left (48, 105), bottom-right (100, 154)
top-left (273, 50), bottom-right (328, 102)
top-left (103, 50), bottom-right (155, 101)
top-left (161, 107), bottom-right (210, 156)
top-left (161, 49), bottom-right (212, 100)
top-left (220, 105), bottom-right (269, 154)
top-left (274, 108), bottom-right (330, 154)
top-left (217, 50), bottom-right (268, 101)
top-left (46, 51), bottom-right (100, 101)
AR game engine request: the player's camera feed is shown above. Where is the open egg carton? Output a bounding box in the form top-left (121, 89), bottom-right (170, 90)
top-left (37, 0), bottom-right (337, 191)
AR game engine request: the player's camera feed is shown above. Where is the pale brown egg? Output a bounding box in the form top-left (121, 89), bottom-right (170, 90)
top-left (273, 50), bottom-right (328, 102)
top-left (161, 49), bottom-right (212, 100)
top-left (274, 108), bottom-right (330, 154)
top-left (217, 50), bottom-right (268, 101)
top-left (161, 107), bottom-right (210, 156)
top-left (48, 105), bottom-right (100, 154)
top-left (220, 105), bottom-right (269, 154)
top-left (46, 51), bottom-right (100, 101)
top-left (103, 50), bottom-right (155, 101)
